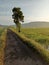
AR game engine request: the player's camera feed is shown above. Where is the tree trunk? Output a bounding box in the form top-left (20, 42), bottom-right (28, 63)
top-left (16, 22), bottom-right (21, 32)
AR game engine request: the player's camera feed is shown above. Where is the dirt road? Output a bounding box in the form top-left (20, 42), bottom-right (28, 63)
top-left (4, 29), bottom-right (48, 65)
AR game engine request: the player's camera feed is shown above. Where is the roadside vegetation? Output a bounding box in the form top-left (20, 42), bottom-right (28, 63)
top-left (0, 27), bottom-right (7, 65)
top-left (10, 27), bottom-right (49, 64)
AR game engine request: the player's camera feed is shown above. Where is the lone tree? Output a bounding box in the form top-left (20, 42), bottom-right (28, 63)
top-left (12, 7), bottom-right (24, 32)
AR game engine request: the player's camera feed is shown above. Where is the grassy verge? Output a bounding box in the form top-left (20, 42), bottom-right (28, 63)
top-left (11, 28), bottom-right (49, 64)
top-left (0, 29), bottom-right (7, 65)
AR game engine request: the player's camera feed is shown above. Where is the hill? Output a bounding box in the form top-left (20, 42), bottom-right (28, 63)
top-left (0, 24), bottom-right (8, 28)
top-left (22, 22), bottom-right (49, 28)
top-left (0, 21), bottom-right (49, 28)
top-left (0, 25), bottom-right (3, 27)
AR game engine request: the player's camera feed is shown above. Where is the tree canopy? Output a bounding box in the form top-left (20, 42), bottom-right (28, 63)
top-left (12, 7), bottom-right (24, 22)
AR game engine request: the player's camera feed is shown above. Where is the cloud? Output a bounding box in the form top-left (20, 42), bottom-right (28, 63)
top-left (25, 16), bottom-right (49, 22)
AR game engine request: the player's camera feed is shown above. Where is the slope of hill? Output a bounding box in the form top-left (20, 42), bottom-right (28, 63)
top-left (22, 22), bottom-right (49, 28)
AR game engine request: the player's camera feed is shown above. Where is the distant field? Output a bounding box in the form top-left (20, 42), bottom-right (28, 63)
top-left (0, 27), bottom-right (4, 36)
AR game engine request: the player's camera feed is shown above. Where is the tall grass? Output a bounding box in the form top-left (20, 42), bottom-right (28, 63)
top-left (10, 27), bottom-right (49, 64)
top-left (21, 28), bottom-right (49, 49)
top-left (10, 27), bottom-right (49, 48)
top-left (0, 28), bottom-right (7, 65)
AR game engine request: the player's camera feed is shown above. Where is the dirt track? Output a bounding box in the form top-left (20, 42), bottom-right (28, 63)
top-left (4, 29), bottom-right (48, 65)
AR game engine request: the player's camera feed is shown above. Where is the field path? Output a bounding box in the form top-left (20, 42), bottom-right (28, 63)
top-left (4, 29), bottom-right (47, 65)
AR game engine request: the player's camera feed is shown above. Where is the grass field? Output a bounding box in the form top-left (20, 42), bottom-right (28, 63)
top-left (11, 27), bottom-right (49, 50)
top-left (10, 27), bottom-right (49, 63)
top-left (0, 27), bottom-right (6, 65)
top-left (0, 27), bottom-right (6, 48)
top-left (0, 27), bottom-right (49, 64)
top-left (21, 28), bottom-right (49, 50)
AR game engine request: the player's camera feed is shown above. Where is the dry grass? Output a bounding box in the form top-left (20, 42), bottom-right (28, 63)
top-left (0, 29), bottom-right (7, 65)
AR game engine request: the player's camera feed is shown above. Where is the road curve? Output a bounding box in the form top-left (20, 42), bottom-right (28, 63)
top-left (4, 29), bottom-right (47, 65)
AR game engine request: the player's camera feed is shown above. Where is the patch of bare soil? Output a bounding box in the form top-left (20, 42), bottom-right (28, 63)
top-left (4, 29), bottom-right (48, 65)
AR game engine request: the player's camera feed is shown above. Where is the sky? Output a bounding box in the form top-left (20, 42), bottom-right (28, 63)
top-left (0, 0), bottom-right (49, 25)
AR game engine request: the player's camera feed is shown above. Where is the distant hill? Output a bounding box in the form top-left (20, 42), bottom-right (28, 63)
top-left (0, 21), bottom-right (49, 28)
top-left (22, 22), bottom-right (49, 28)
top-left (0, 24), bottom-right (8, 28)
top-left (0, 25), bottom-right (3, 27)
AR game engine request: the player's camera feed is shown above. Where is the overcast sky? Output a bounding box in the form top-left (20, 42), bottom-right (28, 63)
top-left (0, 0), bottom-right (49, 25)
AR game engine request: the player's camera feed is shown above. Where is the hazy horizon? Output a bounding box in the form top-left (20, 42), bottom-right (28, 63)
top-left (0, 0), bottom-right (49, 25)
